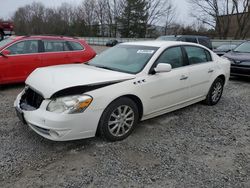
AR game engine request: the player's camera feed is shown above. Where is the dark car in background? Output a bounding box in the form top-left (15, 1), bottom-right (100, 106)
top-left (106, 39), bottom-right (120, 47)
top-left (213, 44), bottom-right (237, 56)
top-left (223, 41), bottom-right (250, 77)
top-left (156, 35), bottom-right (213, 50)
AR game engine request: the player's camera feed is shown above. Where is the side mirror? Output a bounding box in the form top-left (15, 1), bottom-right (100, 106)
top-left (154, 63), bottom-right (172, 73)
top-left (0, 49), bottom-right (11, 57)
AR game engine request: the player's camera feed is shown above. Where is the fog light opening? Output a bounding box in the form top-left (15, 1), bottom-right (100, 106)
top-left (49, 130), bottom-right (59, 138)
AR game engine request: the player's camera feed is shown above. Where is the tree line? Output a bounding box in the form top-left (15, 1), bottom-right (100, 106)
top-left (189, 0), bottom-right (250, 39)
top-left (10, 0), bottom-right (250, 39)
top-left (12, 0), bottom-right (176, 38)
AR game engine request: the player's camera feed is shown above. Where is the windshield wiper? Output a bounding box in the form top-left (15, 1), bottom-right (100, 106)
top-left (233, 50), bottom-right (249, 53)
top-left (233, 50), bottom-right (241, 52)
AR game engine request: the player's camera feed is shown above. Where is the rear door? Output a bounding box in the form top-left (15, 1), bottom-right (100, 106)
top-left (41, 40), bottom-right (71, 67)
top-left (1, 40), bottom-right (41, 83)
top-left (183, 45), bottom-right (216, 99)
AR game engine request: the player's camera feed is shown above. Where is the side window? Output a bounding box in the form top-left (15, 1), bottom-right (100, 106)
top-left (156, 47), bottom-right (184, 69)
top-left (68, 41), bottom-right (84, 51)
top-left (7, 40), bottom-right (39, 55)
top-left (43, 40), bottom-right (70, 52)
top-left (185, 46), bottom-right (212, 65)
top-left (198, 38), bottom-right (212, 49)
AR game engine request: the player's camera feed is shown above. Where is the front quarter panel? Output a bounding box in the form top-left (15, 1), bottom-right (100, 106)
top-left (85, 79), bottom-right (142, 112)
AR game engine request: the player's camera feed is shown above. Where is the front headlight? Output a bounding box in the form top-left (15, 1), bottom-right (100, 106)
top-left (47, 95), bottom-right (93, 114)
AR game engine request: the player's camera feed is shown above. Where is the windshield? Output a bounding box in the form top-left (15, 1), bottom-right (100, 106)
top-left (156, 36), bottom-right (177, 41)
top-left (0, 37), bottom-right (15, 48)
top-left (217, 44), bottom-right (236, 50)
top-left (233, 42), bottom-right (250, 53)
top-left (89, 45), bottom-right (159, 74)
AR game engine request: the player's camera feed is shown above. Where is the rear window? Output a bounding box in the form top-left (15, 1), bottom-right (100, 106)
top-left (184, 37), bottom-right (198, 43)
top-left (68, 41), bottom-right (84, 51)
top-left (198, 38), bottom-right (212, 49)
top-left (156, 36), bottom-right (177, 41)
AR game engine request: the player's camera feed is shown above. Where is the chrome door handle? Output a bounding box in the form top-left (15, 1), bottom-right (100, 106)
top-left (180, 75), bottom-right (188, 80)
top-left (208, 69), bottom-right (214, 73)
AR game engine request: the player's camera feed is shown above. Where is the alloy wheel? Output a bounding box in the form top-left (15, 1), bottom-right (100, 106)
top-left (212, 82), bottom-right (222, 103)
top-left (108, 105), bottom-right (135, 137)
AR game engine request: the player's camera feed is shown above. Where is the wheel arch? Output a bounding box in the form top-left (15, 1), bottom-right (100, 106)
top-left (102, 94), bottom-right (144, 121)
top-left (216, 74), bottom-right (226, 85)
top-left (121, 94), bottom-right (144, 120)
top-left (95, 94), bottom-right (144, 138)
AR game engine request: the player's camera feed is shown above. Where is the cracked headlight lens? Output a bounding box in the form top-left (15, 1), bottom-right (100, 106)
top-left (47, 95), bottom-right (93, 114)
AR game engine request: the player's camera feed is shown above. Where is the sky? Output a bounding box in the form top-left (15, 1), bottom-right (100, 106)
top-left (0, 0), bottom-right (192, 25)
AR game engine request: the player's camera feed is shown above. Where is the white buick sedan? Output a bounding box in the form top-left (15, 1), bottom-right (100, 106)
top-left (14, 41), bottom-right (230, 141)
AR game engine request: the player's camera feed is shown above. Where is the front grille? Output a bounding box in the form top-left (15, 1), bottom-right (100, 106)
top-left (20, 87), bottom-right (44, 111)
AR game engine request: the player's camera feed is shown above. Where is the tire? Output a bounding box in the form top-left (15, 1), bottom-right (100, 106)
top-left (0, 31), bottom-right (4, 41)
top-left (97, 97), bottom-right (139, 142)
top-left (204, 77), bottom-right (224, 106)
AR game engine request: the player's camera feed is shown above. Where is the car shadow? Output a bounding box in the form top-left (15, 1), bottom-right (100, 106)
top-left (230, 76), bottom-right (250, 83)
top-left (0, 83), bottom-right (25, 91)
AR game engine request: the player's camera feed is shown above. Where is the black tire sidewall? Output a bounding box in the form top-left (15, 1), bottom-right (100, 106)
top-left (206, 78), bottom-right (224, 105)
top-left (0, 32), bottom-right (3, 41)
top-left (98, 97), bottom-right (139, 141)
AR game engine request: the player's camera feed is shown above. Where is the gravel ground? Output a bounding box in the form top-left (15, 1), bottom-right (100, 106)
top-left (0, 46), bottom-right (249, 187)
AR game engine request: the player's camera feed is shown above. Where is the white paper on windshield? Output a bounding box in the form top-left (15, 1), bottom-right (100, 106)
top-left (137, 50), bottom-right (155, 54)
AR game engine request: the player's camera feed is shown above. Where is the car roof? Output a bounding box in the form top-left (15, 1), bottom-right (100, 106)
top-left (159, 35), bottom-right (209, 38)
top-left (11, 35), bottom-right (79, 41)
top-left (121, 40), bottom-right (204, 48)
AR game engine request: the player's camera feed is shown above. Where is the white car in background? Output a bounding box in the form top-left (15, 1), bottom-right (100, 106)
top-left (14, 41), bottom-right (230, 141)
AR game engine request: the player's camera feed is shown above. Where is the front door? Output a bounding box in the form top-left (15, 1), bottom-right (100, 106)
top-left (2, 40), bottom-right (41, 83)
top-left (141, 46), bottom-right (190, 115)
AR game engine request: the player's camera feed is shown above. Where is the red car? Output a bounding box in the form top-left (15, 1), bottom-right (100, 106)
top-left (0, 21), bottom-right (14, 40)
top-left (0, 35), bottom-right (96, 85)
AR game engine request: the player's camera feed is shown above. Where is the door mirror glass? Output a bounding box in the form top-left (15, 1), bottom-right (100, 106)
top-left (154, 63), bottom-right (172, 73)
top-left (0, 49), bottom-right (11, 57)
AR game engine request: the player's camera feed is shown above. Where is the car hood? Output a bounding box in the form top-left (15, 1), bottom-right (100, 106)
top-left (224, 51), bottom-right (250, 61)
top-left (26, 64), bottom-right (135, 98)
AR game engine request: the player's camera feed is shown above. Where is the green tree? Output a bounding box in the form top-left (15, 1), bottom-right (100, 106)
top-left (118, 0), bottom-right (148, 38)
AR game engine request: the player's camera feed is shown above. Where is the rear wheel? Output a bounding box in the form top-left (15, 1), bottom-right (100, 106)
top-left (204, 77), bottom-right (224, 105)
top-left (98, 97), bottom-right (139, 141)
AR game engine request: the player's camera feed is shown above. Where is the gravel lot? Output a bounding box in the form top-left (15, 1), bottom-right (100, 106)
top-left (0, 45), bottom-right (250, 188)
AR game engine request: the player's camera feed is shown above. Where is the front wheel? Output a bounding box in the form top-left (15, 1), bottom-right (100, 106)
top-left (204, 77), bottom-right (224, 106)
top-left (97, 97), bottom-right (139, 141)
